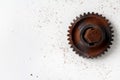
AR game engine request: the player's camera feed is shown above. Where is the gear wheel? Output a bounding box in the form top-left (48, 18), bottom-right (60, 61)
top-left (67, 12), bottom-right (114, 58)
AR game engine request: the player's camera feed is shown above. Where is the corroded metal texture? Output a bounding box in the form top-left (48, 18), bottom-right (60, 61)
top-left (67, 12), bottom-right (114, 58)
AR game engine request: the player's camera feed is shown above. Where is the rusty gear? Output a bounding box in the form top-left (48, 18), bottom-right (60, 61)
top-left (67, 12), bottom-right (114, 58)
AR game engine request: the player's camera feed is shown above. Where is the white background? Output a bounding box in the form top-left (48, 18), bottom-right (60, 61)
top-left (0, 0), bottom-right (120, 80)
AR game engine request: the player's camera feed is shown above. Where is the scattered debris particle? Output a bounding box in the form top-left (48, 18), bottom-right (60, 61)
top-left (30, 74), bottom-right (33, 76)
top-left (59, 21), bottom-right (62, 24)
top-left (36, 76), bottom-right (39, 78)
top-left (43, 56), bottom-right (46, 58)
top-left (113, 7), bottom-right (116, 10)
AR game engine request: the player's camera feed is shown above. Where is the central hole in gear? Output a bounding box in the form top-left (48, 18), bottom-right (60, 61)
top-left (83, 28), bottom-right (102, 46)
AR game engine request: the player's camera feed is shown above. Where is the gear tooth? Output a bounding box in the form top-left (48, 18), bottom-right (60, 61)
top-left (69, 26), bottom-right (72, 29)
top-left (100, 53), bottom-right (104, 57)
top-left (70, 45), bottom-right (73, 48)
top-left (97, 54), bottom-right (102, 58)
top-left (111, 30), bottom-right (114, 33)
top-left (105, 49), bottom-right (107, 51)
top-left (92, 12), bottom-right (94, 14)
top-left (76, 51), bottom-right (79, 54)
top-left (76, 16), bottom-right (79, 20)
top-left (80, 14), bottom-right (82, 17)
top-left (106, 19), bottom-right (109, 22)
top-left (111, 31), bottom-right (114, 34)
top-left (83, 55), bottom-right (86, 58)
top-left (78, 53), bottom-right (81, 56)
top-left (112, 35), bottom-right (114, 37)
top-left (108, 46), bottom-right (110, 48)
top-left (68, 41), bottom-right (71, 44)
top-left (90, 57), bottom-right (93, 59)
top-left (111, 38), bottom-right (113, 41)
top-left (103, 16), bottom-right (106, 19)
top-left (90, 56), bottom-right (95, 59)
top-left (77, 53), bottom-right (80, 56)
top-left (67, 34), bottom-right (70, 36)
top-left (96, 13), bottom-right (98, 15)
top-left (73, 19), bottom-right (76, 22)
top-left (67, 33), bottom-right (71, 37)
top-left (109, 42), bottom-right (112, 45)
top-left (71, 22), bottom-right (74, 25)
top-left (99, 14), bottom-right (103, 17)
top-left (88, 12), bottom-right (90, 14)
top-left (68, 41), bottom-right (70, 44)
top-left (97, 55), bottom-right (100, 58)
top-left (108, 23), bottom-right (111, 26)
top-left (68, 40), bottom-right (72, 44)
top-left (67, 30), bottom-right (70, 32)
top-left (103, 52), bottom-right (105, 54)
top-left (84, 13), bottom-right (86, 16)
top-left (73, 48), bottom-right (76, 51)
top-left (109, 26), bottom-right (112, 29)
top-left (75, 52), bottom-right (78, 54)
top-left (67, 38), bottom-right (70, 40)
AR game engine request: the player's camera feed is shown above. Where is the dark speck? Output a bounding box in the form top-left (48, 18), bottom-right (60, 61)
top-left (36, 76), bottom-right (39, 78)
top-left (59, 21), bottom-right (62, 24)
top-left (55, 12), bottom-right (58, 14)
top-left (30, 74), bottom-right (33, 76)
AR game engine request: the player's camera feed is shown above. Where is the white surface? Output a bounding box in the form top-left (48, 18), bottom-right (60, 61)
top-left (0, 0), bottom-right (120, 80)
